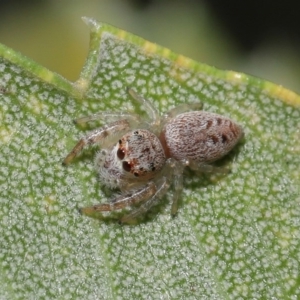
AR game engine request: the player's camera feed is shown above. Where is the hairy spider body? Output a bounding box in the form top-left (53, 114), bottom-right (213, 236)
top-left (161, 111), bottom-right (242, 163)
top-left (63, 89), bottom-right (243, 223)
top-left (96, 129), bottom-right (166, 190)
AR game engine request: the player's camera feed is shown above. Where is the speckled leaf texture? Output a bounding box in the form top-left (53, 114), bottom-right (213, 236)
top-left (0, 17), bottom-right (300, 300)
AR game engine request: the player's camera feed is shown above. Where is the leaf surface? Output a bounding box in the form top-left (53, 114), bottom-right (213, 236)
top-left (0, 17), bottom-right (300, 299)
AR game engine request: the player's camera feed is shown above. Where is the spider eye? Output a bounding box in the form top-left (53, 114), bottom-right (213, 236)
top-left (117, 148), bottom-right (125, 160)
top-left (122, 161), bottom-right (131, 172)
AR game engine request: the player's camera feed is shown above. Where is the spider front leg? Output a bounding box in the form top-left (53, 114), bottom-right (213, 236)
top-left (120, 158), bottom-right (183, 223)
top-left (120, 177), bottom-right (170, 224)
top-left (187, 160), bottom-right (230, 174)
top-left (80, 179), bottom-right (167, 224)
top-left (80, 160), bottom-right (180, 224)
top-left (63, 119), bottom-right (130, 165)
top-left (80, 181), bottom-right (157, 215)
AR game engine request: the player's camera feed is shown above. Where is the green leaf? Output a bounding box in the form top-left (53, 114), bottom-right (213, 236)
top-left (1, 17), bottom-right (300, 299)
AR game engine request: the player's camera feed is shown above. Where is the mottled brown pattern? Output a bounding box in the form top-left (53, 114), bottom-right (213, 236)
top-left (206, 119), bottom-right (213, 129)
top-left (211, 135), bottom-right (219, 144)
top-left (161, 111), bottom-right (243, 163)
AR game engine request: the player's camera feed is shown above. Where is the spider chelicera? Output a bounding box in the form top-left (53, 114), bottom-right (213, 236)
top-left (63, 88), bottom-right (243, 223)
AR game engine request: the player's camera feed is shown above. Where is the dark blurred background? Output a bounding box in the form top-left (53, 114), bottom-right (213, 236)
top-left (0, 0), bottom-right (299, 93)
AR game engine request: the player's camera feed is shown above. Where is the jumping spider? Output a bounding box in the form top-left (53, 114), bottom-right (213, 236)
top-left (63, 88), bottom-right (243, 223)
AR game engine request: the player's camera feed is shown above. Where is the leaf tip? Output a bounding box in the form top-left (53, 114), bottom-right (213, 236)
top-left (81, 16), bottom-right (101, 32)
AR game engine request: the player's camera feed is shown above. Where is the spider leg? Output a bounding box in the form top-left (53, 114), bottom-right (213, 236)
top-left (188, 160), bottom-right (230, 174)
top-left (63, 119), bottom-right (130, 165)
top-left (159, 158), bottom-right (185, 216)
top-left (163, 102), bottom-right (203, 121)
top-left (74, 112), bottom-right (140, 125)
top-left (120, 177), bottom-right (170, 224)
top-left (127, 88), bottom-right (160, 127)
top-left (80, 182), bottom-right (157, 215)
top-left (170, 165), bottom-right (185, 216)
top-left (120, 158), bottom-right (183, 223)
top-left (170, 159), bottom-right (229, 216)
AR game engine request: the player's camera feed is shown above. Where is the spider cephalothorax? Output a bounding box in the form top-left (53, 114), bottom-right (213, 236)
top-left (96, 129), bottom-right (166, 190)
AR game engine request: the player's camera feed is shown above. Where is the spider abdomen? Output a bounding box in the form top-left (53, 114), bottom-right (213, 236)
top-left (161, 111), bottom-right (243, 163)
